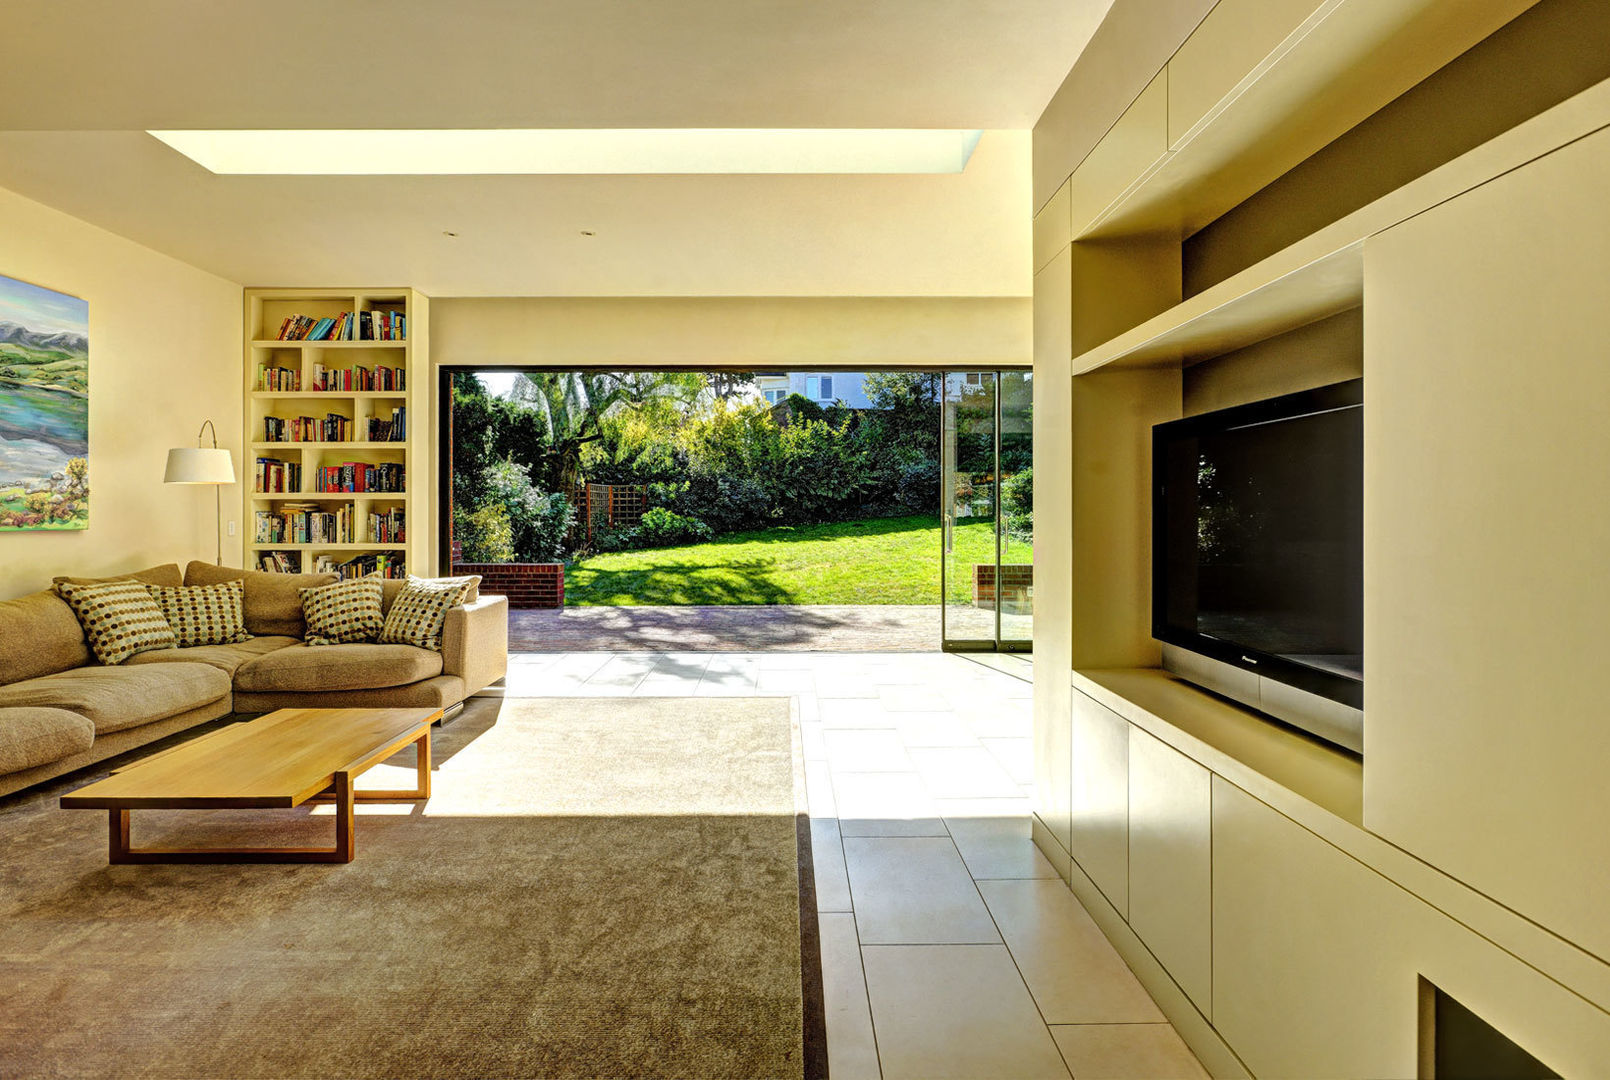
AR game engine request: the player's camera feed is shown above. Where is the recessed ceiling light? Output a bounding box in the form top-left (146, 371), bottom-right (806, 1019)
top-left (146, 129), bottom-right (984, 175)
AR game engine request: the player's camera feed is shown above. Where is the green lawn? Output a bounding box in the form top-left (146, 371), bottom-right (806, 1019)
top-left (565, 514), bottom-right (1032, 606)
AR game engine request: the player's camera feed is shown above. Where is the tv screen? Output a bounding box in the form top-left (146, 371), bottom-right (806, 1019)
top-left (1153, 380), bottom-right (1363, 710)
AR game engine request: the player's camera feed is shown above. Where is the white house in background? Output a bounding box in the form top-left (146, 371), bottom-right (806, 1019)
top-left (752, 371), bottom-right (876, 408)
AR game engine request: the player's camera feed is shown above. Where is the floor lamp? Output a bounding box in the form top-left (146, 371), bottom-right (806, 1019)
top-left (164, 420), bottom-right (236, 565)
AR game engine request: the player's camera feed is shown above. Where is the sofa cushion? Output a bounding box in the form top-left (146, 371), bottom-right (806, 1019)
top-left (125, 635), bottom-right (299, 675)
top-left (184, 561), bottom-right (337, 638)
top-left (380, 575), bottom-right (478, 612)
top-left (52, 563), bottom-right (183, 589)
top-left (146, 580), bottom-right (251, 648)
top-left (233, 643), bottom-right (443, 693)
top-left (301, 577), bottom-right (385, 646)
top-left (54, 580), bottom-right (177, 666)
top-left (380, 576), bottom-right (477, 652)
top-left (0, 590), bottom-right (90, 686)
top-left (0, 707), bottom-right (95, 774)
top-left (0, 663), bottom-right (230, 734)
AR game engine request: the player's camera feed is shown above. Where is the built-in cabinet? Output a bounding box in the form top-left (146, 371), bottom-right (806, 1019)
top-left (1127, 728), bottom-right (1212, 1017)
top-left (1033, 0), bottom-right (1610, 1072)
top-left (1068, 691), bottom-right (1129, 916)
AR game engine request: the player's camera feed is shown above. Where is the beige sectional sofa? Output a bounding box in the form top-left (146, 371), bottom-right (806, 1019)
top-left (0, 561), bottom-right (508, 798)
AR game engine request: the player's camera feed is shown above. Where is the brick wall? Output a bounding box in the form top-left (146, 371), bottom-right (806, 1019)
top-left (454, 562), bottom-right (564, 609)
top-left (972, 563), bottom-right (1034, 607)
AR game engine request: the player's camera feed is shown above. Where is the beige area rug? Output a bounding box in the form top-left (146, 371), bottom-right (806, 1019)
top-left (0, 697), bottom-right (821, 1080)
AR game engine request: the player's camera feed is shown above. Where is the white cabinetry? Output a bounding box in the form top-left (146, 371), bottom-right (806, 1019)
top-left (1069, 690), bottom-right (1129, 915)
top-left (1128, 728), bottom-right (1212, 1016)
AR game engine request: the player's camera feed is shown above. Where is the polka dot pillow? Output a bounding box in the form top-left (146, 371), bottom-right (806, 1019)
top-left (146, 581), bottom-right (251, 648)
top-left (55, 579), bottom-right (178, 665)
top-left (379, 575), bottom-right (477, 652)
top-left (299, 576), bottom-right (386, 646)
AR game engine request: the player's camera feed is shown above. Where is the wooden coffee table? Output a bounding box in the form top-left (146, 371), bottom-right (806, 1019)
top-left (61, 707), bottom-right (440, 864)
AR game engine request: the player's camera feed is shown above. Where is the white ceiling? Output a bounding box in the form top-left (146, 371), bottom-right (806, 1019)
top-left (0, 1), bottom-right (1111, 297)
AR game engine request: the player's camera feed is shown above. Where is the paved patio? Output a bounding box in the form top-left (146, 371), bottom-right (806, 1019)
top-left (507, 604), bottom-right (943, 652)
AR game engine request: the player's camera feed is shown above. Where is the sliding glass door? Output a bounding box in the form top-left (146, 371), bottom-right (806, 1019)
top-left (940, 371), bottom-right (1032, 651)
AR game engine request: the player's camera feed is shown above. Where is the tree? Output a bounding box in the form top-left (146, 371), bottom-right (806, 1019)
top-left (706, 371), bottom-right (756, 401)
top-left (509, 371), bottom-right (701, 493)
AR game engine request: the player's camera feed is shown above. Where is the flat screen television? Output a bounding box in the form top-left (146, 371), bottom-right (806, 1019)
top-left (1152, 379), bottom-right (1363, 753)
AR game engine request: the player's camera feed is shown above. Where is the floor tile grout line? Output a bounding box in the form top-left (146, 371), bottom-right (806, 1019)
top-left (968, 854), bottom-right (1075, 1079)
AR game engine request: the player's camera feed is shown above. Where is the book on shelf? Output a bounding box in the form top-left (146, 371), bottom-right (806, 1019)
top-left (312, 552), bottom-right (407, 580)
top-left (253, 457), bottom-right (302, 493)
top-left (313, 462), bottom-right (404, 494)
top-left (274, 310), bottom-right (406, 342)
top-left (254, 503), bottom-right (355, 545)
top-left (368, 507), bottom-right (405, 544)
top-left (258, 551), bottom-right (300, 573)
top-left (367, 407), bottom-right (406, 442)
top-left (310, 363), bottom-right (405, 393)
top-left (257, 365), bottom-right (301, 392)
top-left (262, 412), bottom-right (355, 443)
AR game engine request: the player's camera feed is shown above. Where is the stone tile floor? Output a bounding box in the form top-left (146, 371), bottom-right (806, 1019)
top-left (507, 605), bottom-right (943, 652)
top-left (492, 651), bottom-right (1208, 1080)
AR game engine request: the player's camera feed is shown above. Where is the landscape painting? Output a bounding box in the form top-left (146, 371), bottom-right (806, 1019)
top-left (0, 273), bottom-right (88, 531)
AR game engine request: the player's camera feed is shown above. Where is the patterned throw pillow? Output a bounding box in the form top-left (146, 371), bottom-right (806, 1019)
top-left (300, 577), bottom-right (385, 646)
top-left (379, 575), bottom-right (476, 652)
top-left (146, 581), bottom-right (251, 648)
top-left (55, 580), bottom-right (177, 665)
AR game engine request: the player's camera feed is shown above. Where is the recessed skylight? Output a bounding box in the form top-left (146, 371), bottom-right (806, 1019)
top-left (146, 129), bottom-right (984, 175)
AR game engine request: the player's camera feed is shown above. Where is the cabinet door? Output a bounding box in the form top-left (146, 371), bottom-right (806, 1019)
top-left (1365, 122), bottom-right (1610, 960)
top-left (1070, 690), bottom-right (1129, 915)
top-left (1068, 70), bottom-right (1169, 239)
top-left (1166, 0), bottom-right (1321, 145)
top-left (1128, 727), bottom-right (1212, 1017)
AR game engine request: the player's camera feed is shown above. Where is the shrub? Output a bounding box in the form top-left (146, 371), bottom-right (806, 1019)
top-left (481, 457), bottom-right (575, 561)
top-left (893, 459), bottom-right (940, 513)
top-left (455, 503), bottom-right (515, 563)
top-left (1002, 466), bottom-right (1033, 541)
top-left (632, 507), bottom-right (714, 548)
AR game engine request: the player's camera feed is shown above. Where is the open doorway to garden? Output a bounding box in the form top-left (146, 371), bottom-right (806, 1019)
top-left (438, 368), bottom-right (1030, 651)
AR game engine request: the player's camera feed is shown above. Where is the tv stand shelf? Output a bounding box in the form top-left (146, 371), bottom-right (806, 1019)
top-left (1071, 667), bottom-right (1361, 827)
top-left (1065, 666), bottom-right (1610, 1016)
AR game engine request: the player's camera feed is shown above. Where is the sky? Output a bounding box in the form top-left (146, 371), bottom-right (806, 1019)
top-left (477, 371), bottom-right (519, 398)
top-left (0, 273), bottom-right (88, 337)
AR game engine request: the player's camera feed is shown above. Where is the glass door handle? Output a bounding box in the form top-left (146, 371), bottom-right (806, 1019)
top-left (944, 514), bottom-right (954, 554)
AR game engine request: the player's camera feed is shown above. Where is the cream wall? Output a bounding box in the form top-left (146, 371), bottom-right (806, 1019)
top-left (430, 296), bottom-right (1032, 370)
top-left (0, 186), bottom-right (242, 597)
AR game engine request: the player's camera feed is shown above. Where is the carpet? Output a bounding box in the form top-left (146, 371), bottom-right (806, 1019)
top-left (0, 696), bottom-right (822, 1080)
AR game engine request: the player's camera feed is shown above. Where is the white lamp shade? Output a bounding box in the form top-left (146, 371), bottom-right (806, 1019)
top-left (164, 447), bottom-right (235, 484)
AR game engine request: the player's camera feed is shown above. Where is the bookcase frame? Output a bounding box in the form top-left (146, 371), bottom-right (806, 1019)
top-left (243, 287), bottom-right (430, 577)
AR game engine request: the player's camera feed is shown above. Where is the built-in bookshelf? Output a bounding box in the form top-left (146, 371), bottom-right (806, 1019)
top-left (244, 288), bottom-right (429, 579)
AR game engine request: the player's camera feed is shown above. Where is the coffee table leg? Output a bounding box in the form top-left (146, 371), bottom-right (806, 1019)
top-left (109, 809), bottom-right (131, 864)
top-left (416, 730), bottom-right (432, 799)
top-left (334, 770), bottom-right (355, 863)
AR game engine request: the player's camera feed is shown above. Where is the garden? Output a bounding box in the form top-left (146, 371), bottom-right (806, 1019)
top-left (450, 371), bottom-right (1031, 606)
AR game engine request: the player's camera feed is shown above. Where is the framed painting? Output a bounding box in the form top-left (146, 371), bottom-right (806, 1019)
top-left (0, 273), bottom-right (89, 531)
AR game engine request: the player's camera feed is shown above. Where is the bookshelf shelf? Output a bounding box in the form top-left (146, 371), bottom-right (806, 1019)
top-left (245, 287), bottom-right (430, 578)
top-left (251, 339), bottom-right (407, 349)
top-left (250, 492), bottom-right (408, 500)
top-left (251, 442), bottom-right (408, 450)
top-left (254, 544), bottom-right (408, 551)
top-left (250, 391), bottom-right (408, 400)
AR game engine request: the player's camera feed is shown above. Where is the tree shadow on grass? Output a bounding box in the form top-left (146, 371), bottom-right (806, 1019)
top-left (567, 559), bottom-right (798, 606)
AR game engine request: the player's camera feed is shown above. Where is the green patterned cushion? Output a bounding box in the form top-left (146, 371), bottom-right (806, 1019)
top-left (54, 580), bottom-right (177, 666)
top-left (378, 575), bottom-right (476, 652)
top-left (300, 577), bottom-right (385, 646)
top-left (146, 581), bottom-right (250, 648)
